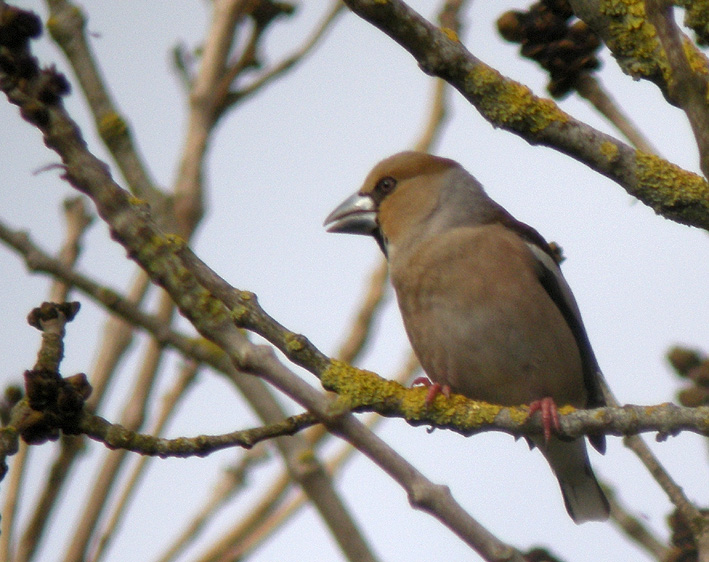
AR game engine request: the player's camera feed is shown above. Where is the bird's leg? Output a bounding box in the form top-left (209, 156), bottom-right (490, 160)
top-left (528, 397), bottom-right (561, 443)
top-left (412, 377), bottom-right (451, 404)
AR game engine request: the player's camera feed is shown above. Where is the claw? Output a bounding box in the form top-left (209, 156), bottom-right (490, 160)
top-left (528, 397), bottom-right (561, 443)
top-left (412, 377), bottom-right (451, 404)
top-left (412, 376), bottom-right (432, 387)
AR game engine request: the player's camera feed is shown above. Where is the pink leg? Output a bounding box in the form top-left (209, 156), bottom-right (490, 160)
top-left (412, 377), bottom-right (451, 404)
top-left (528, 397), bottom-right (561, 443)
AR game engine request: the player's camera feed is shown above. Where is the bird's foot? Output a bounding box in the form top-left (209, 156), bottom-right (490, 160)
top-left (528, 397), bottom-right (561, 444)
top-left (412, 377), bottom-right (451, 404)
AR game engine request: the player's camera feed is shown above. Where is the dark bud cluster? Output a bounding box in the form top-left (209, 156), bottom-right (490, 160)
top-left (21, 369), bottom-right (92, 444)
top-left (250, 1), bottom-right (296, 29)
top-left (666, 508), bottom-right (709, 562)
top-left (667, 346), bottom-right (709, 407)
top-left (0, 6), bottom-right (41, 83)
top-left (0, 5), bottom-right (71, 126)
top-left (27, 301), bottom-right (81, 330)
top-left (497, 0), bottom-right (601, 98)
top-left (524, 547), bottom-right (564, 562)
top-left (0, 5), bottom-right (41, 49)
top-left (17, 301), bottom-right (90, 444)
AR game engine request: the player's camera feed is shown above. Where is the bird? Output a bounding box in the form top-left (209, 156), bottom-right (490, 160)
top-left (324, 151), bottom-right (609, 524)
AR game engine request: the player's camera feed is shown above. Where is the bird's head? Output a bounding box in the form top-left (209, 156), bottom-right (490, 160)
top-left (324, 151), bottom-right (471, 256)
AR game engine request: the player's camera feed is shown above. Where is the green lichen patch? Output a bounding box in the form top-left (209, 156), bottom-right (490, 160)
top-left (440, 27), bottom-right (459, 42)
top-left (464, 64), bottom-right (568, 134)
top-left (635, 151), bottom-right (709, 227)
top-left (600, 140), bottom-right (621, 163)
top-left (98, 112), bottom-right (128, 142)
top-left (600, 0), bottom-right (667, 81)
top-left (321, 360), bottom-right (510, 435)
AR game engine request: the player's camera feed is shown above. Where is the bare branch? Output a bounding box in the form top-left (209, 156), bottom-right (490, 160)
top-left (644, 0), bottom-right (709, 178)
top-left (340, 0), bottom-right (709, 231)
top-left (2, 194), bottom-right (91, 562)
top-left (45, 0), bottom-right (164, 205)
top-left (90, 360), bottom-right (200, 561)
top-left (0, 441), bottom-right (27, 562)
top-left (75, 407), bottom-right (318, 458)
top-left (574, 74), bottom-right (659, 154)
top-left (606, 483), bottom-right (670, 560)
top-left (223, 2), bottom-right (345, 108)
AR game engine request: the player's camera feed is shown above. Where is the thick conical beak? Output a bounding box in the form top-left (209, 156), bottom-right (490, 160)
top-left (323, 192), bottom-right (377, 235)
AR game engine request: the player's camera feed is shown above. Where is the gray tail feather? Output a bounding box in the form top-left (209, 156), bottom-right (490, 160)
top-left (535, 437), bottom-right (610, 524)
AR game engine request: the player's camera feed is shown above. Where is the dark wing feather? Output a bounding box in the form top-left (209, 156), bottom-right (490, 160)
top-left (500, 215), bottom-right (607, 454)
top-left (532, 247), bottom-right (606, 454)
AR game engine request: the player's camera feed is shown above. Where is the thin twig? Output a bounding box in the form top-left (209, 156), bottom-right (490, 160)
top-left (4, 195), bottom-right (92, 562)
top-left (335, 259), bottom-right (388, 363)
top-left (605, 483), bottom-right (670, 561)
top-left (223, 2), bottom-right (345, 109)
top-left (70, 407), bottom-right (318, 459)
top-left (49, 196), bottom-right (94, 302)
top-left (187, 472), bottom-right (296, 562)
top-left (90, 361), bottom-right (201, 562)
top-left (574, 74), bottom-right (659, 155)
top-left (412, 78), bottom-right (449, 153)
top-left (640, 1), bottom-right (709, 178)
top-left (0, 442), bottom-right (28, 562)
top-left (44, 0), bottom-right (163, 205)
top-left (16, 434), bottom-right (85, 562)
top-left (599, 375), bottom-right (706, 539)
top-left (172, 0), bottom-right (246, 234)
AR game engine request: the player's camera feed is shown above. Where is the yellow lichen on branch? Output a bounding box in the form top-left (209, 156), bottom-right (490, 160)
top-left (464, 64), bottom-right (568, 133)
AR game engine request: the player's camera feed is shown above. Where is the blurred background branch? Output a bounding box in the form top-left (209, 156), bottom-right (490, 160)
top-left (1, 1), bottom-right (708, 561)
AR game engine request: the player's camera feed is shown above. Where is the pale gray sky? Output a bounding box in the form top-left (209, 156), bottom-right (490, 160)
top-left (1, 2), bottom-right (708, 561)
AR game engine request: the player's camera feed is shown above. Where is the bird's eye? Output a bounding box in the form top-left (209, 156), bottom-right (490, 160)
top-left (375, 176), bottom-right (397, 196)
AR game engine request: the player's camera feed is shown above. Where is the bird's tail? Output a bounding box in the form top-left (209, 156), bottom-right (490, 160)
top-left (535, 437), bottom-right (610, 524)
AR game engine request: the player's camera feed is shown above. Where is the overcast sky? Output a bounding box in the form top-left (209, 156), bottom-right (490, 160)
top-left (1, 2), bottom-right (708, 561)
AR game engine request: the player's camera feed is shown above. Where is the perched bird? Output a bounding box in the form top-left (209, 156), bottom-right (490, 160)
top-left (324, 151), bottom-right (609, 523)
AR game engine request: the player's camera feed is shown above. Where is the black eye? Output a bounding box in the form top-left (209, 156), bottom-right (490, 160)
top-left (374, 176), bottom-right (397, 197)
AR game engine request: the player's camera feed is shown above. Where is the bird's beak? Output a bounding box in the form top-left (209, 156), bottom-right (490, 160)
top-left (324, 192), bottom-right (377, 235)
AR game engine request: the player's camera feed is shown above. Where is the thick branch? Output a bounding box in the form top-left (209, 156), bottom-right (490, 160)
top-left (341, 0), bottom-right (709, 231)
top-left (3, 178), bottom-right (709, 446)
top-left (644, 0), bottom-right (709, 178)
top-left (569, 0), bottom-right (709, 96)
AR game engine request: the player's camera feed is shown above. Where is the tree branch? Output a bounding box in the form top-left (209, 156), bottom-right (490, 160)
top-left (340, 0), bottom-right (709, 231)
top-left (644, 0), bottom-right (709, 178)
top-left (2, 191), bottom-right (709, 447)
top-left (45, 0), bottom-right (165, 206)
